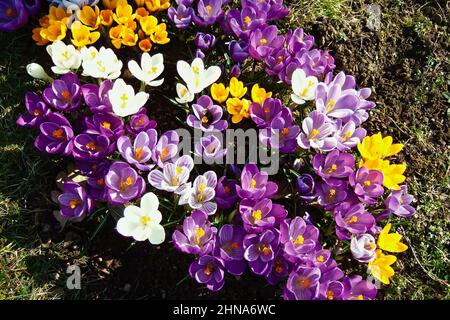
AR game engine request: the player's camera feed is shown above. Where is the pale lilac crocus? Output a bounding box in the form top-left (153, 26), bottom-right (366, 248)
top-left (297, 111), bottom-right (337, 152)
top-left (383, 185), bottom-right (416, 218)
top-left (236, 164), bottom-right (278, 200)
top-left (239, 198), bottom-right (287, 233)
top-left (193, 0), bottom-right (224, 27)
top-left (280, 216), bottom-right (319, 259)
top-left (194, 134), bottom-right (227, 161)
top-left (342, 275), bottom-right (377, 300)
top-left (312, 150), bottom-right (355, 180)
top-left (334, 120), bottom-right (367, 151)
top-left (181, 171), bottom-right (218, 215)
top-left (152, 130), bottom-right (179, 168)
top-left (315, 81), bottom-right (359, 119)
top-left (148, 155), bottom-right (194, 193)
top-left (286, 28), bottom-right (314, 54)
top-left (334, 202), bottom-right (376, 240)
top-left (350, 234), bottom-right (377, 263)
top-left (168, 4), bottom-right (194, 30)
top-left (117, 129), bottom-right (157, 171)
top-left (349, 166), bottom-right (384, 205)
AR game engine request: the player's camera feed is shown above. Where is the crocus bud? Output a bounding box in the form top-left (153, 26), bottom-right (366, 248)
top-left (229, 64), bottom-right (241, 78)
top-left (195, 49), bottom-right (205, 60)
top-left (26, 63), bottom-right (53, 82)
top-left (229, 40), bottom-right (249, 63)
top-left (350, 234), bottom-right (377, 263)
top-left (295, 174), bottom-right (316, 201)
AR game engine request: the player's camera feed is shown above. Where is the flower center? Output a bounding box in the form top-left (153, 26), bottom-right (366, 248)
top-left (52, 128), bottom-right (65, 140)
top-left (61, 90), bottom-right (71, 102)
top-left (97, 178), bottom-right (104, 186)
top-left (101, 121), bottom-right (111, 129)
top-left (342, 131), bottom-right (352, 142)
top-left (135, 147), bottom-right (143, 161)
top-left (260, 38), bottom-right (267, 45)
top-left (281, 128), bottom-right (289, 136)
top-left (69, 199), bottom-right (80, 209)
top-left (119, 176), bottom-right (134, 191)
top-left (140, 216), bottom-right (151, 225)
top-left (250, 179), bottom-right (257, 189)
top-left (195, 227), bottom-right (205, 244)
top-left (325, 164), bottom-right (337, 174)
top-left (203, 263), bottom-right (214, 276)
top-left (160, 147), bottom-right (169, 160)
top-left (296, 277), bottom-right (311, 289)
top-left (326, 99), bottom-right (336, 113)
top-left (224, 186), bottom-right (231, 194)
top-left (293, 234), bottom-right (304, 246)
top-left (316, 255), bottom-right (325, 263)
top-left (205, 5), bottom-right (212, 15)
top-left (5, 7), bottom-right (17, 18)
top-left (85, 142), bottom-right (97, 151)
top-left (328, 188), bottom-right (336, 200)
top-left (33, 109), bottom-right (42, 116)
top-left (308, 128), bottom-right (319, 140)
top-left (244, 16), bottom-right (251, 24)
top-left (252, 209), bottom-right (262, 222)
top-left (363, 180), bottom-right (371, 186)
top-left (346, 216), bottom-right (359, 224)
top-left (326, 290), bottom-right (335, 300)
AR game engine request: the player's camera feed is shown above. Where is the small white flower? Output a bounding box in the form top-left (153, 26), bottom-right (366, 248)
top-left (176, 58), bottom-right (221, 94)
top-left (109, 78), bottom-right (149, 117)
top-left (26, 63), bottom-right (54, 82)
top-left (80, 46), bottom-right (100, 63)
top-left (291, 68), bottom-right (318, 105)
top-left (46, 40), bottom-right (82, 75)
top-left (179, 171), bottom-right (217, 215)
top-left (116, 192), bottom-right (165, 244)
top-left (128, 53), bottom-right (164, 87)
top-left (82, 47), bottom-right (122, 80)
top-left (350, 234), bottom-right (377, 263)
top-left (175, 83), bottom-right (195, 104)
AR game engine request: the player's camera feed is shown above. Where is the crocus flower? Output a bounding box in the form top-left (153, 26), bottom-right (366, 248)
top-left (72, 133), bottom-right (114, 160)
top-left (128, 53), bottom-right (164, 87)
top-left (195, 32), bottom-right (216, 52)
top-left (16, 92), bottom-right (51, 128)
top-left (84, 112), bottom-right (124, 140)
top-left (1, 0), bottom-right (41, 32)
top-left (210, 83), bottom-right (230, 104)
top-left (250, 97), bottom-right (283, 129)
top-left (26, 63), bottom-right (53, 82)
top-left (193, 0), bottom-right (224, 27)
top-left (177, 58), bottom-right (221, 94)
top-left (215, 224), bottom-right (246, 276)
top-left (319, 280), bottom-right (344, 300)
top-left (47, 41), bottom-right (82, 74)
top-left (172, 210), bottom-right (217, 255)
top-left (117, 130), bottom-right (157, 171)
top-left (260, 107), bottom-right (300, 153)
top-left (297, 49), bottom-right (335, 77)
top-left (350, 234), bottom-right (377, 263)
top-left (243, 229), bottom-right (279, 275)
top-left (189, 255), bottom-right (225, 291)
top-left (81, 46), bottom-right (122, 80)
top-left (229, 40), bottom-right (249, 63)
top-left (43, 73), bottom-right (82, 112)
top-left (226, 7), bottom-right (266, 41)
top-left (148, 155), bottom-right (194, 193)
top-left (175, 83), bottom-right (195, 104)
top-left (236, 164), bottom-right (278, 200)
top-left (226, 98), bottom-right (251, 124)
top-left (358, 132), bottom-right (404, 161)
top-left (214, 176), bottom-right (238, 209)
top-left (349, 166), bottom-right (384, 205)
top-left (377, 223), bottom-right (408, 253)
top-left (168, 4), bottom-right (194, 29)
top-left (295, 174), bottom-right (316, 202)
top-left (248, 25), bottom-right (284, 61)
top-left (195, 134), bottom-right (227, 161)
top-left (58, 181), bottom-right (94, 218)
top-left (334, 120), bottom-right (367, 151)
top-left (187, 95), bottom-right (228, 132)
top-left (86, 172), bottom-right (108, 201)
top-left (315, 82), bottom-right (359, 119)
top-left (286, 28), bottom-right (314, 55)
top-left (240, 198), bottom-right (287, 233)
top-left (284, 266), bottom-right (321, 300)
top-left (81, 80), bottom-right (114, 113)
top-left (126, 112), bottom-right (157, 136)
top-left (297, 111), bottom-right (337, 152)
top-left (152, 130), bottom-right (179, 168)
top-left (316, 180), bottom-right (348, 209)
top-left (109, 78), bottom-right (149, 117)
top-left (104, 161), bottom-right (146, 205)
top-left (230, 76), bottom-right (248, 98)
top-left (265, 248), bottom-right (290, 285)
top-left (312, 150), bottom-right (355, 180)
top-left (76, 159), bottom-right (111, 178)
top-left (367, 250), bottom-right (397, 285)
top-left (310, 249), bottom-right (332, 268)
top-left (242, 0), bottom-right (289, 21)
top-left (290, 68), bottom-right (318, 105)
top-left (383, 185), bottom-right (416, 218)
top-left (342, 275), bottom-right (377, 300)
top-left (116, 192), bottom-right (165, 244)
top-left (34, 113), bottom-right (74, 156)
top-left (280, 216), bottom-right (319, 259)
top-left (265, 47), bottom-right (291, 77)
top-left (179, 171), bottom-right (217, 215)
top-left (334, 202), bottom-right (376, 240)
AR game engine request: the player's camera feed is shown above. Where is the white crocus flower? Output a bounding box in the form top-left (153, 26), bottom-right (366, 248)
top-left (350, 234), bottom-right (377, 263)
top-left (291, 68), bottom-right (319, 105)
top-left (176, 58), bottom-right (221, 94)
top-left (179, 171), bottom-right (217, 215)
top-left (109, 78), bottom-right (149, 117)
top-left (116, 192), bottom-right (165, 244)
top-left (26, 63), bottom-right (54, 82)
top-left (175, 83), bottom-right (195, 104)
top-left (46, 40), bottom-right (82, 74)
top-left (128, 53), bottom-right (164, 87)
top-left (80, 46), bottom-right (100, 63)
top-left (81, 47), bottom-right (122, 80)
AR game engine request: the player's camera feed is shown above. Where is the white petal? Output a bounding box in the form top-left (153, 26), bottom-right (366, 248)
top-left (128, 60), bottom-right (144, 82)
top-left (117, 218), bottom-right (138, 237)
top-left (148, 224), bottom-right (165, 245)
top-left (148, 78), bottom-right (164, 87)
top-left (140, 192), bottom-right (159, 213)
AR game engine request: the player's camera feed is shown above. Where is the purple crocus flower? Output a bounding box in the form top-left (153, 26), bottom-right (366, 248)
top-left (187, 95), bottom-right (228, 132)
top-left (250, 97), bottom-right (283, 128)
top-left (182, 171), bottom-right (218, 215)
top-left (295, 174), bottom-right (316, 201)
top-left (334, 202), bottom-right (376, 240)
top-left (297, 49), bottom-right (335, 77)
top-left (260, 108), bottom-right (300, 153)
top-left (342, 275), bottom-right (377, 300)
top-left (214, 224), bottom-right (246, 276)
top-left (229, 40), bottom-right (249, 63)
top-left (214, 176), bottom-right (238, 209)
top-left (242, 0), bottom-right (289, 21)
top-left (117, 129), bottom-right (157, 171)
top-left (195, 134), bottom-right (227, 161)
top-left (265, 248), bottom-right (290, 285)
top-left (172, 210), bottom-right (217, 255)
top-left (193, 0), bottom-right (224, 27)
top-left (319, 280), bottom-right (344, 300)
top-left (239, 198), bottom-right (287, 233)
top-left (229, 64), bottom-right (241, 78)
top-left (312, 150), bottom-right (355, 180)
top-left (236, 164), bottom-right (278, 200)
top-left (34, 113), bottom-right (74, 156)
top-left (84, 113), bottom-right (124, 141)
top-left (0, 0), bottom-right (32, 32)
top-left (334, 120), bottom-right (367, 151)
top-left (383, 185), bottom-right (416, 218)
top-left (43, 73), bottom-right (82, 112)
top-left (227, 7), bottom-right (267, 41)
top-left (284, 266), bottom-right (321, 300)
top-left (310, 249), bottom-right (332, 268)
top-left (316, 179), bottom-right (348, 209)
top-left (16, 92), bottom-right (51, 127)
top-left (248, 25), bottom-right (284, 61)
top-left (243, 229), bottom-right (279, 275)
top-left (195, 32), bottom-right (216, 52)
top-left (195, 49), bottom-right (205, 60)
top-left (125, 113), bottom-right (157, 137)
top-left (81, 80), bottom-right (113, 114)
top-left (58, 181), bottom-right (94, 218)
top-left (86, 173), bottom-right (108, 201)
top-left (280, 216), bottom-right (319, 260)
top-left (286, 28), bottom-right (314, 55)
top-left (75, 159), bottom-right (110, 178)
top-left (297, 111), bottom-right (337, 152)
top-left (189, 255), bottom-right (225, 291)
top-left (72, 133), bottom-right (114, 160)
top-left (315, 81), bottom-right (359, 119)
top-left (265, 47), bottom-right (291, 77)
top-left (349, 166), bottom-right (384, 205)
top-left (104, 161), bottom-right (146, 205)
top-left (168, 4), bottom-right (194, 30)
top-left (152, 130), bottom-right (179, 168)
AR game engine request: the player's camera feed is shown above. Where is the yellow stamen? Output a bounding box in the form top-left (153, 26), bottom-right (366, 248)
top-left (140, 216), bottom-right (151, 225)
top-left (195, 227), bottom-right (205, 244)
top-left (33, 109), bottom-right (42, 116)
top-left (363, 180), bottom-right (371, 186)
top-left (326, 290), bottom-right (335, 300)
top-left (308, 128), bottom-right (319, 140)
top-left (52, 128), bottom-right (65, 140)
top-left (252, 210), bottom-right (262, 222)
top-left (85, 142), bottom-right (97, 151)
top-left (316, 255), bottom-right (325, 263)
top-left (102, 121), bottom-right (111, 129)
top-left (296, 277), bottom-right (311, 288)
top-left (135, 147), bottom-right (143, 161)
top-left (61, 90), bottom-right (71, 102)
top-left (260, 38), bottom-right (267, 45)
top-left (250, 179), bottom-right (257, 189)
top-left (293, 235), bottom-right (304, 246)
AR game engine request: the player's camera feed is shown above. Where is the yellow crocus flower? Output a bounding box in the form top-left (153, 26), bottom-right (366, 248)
top-left (77, 5), bottom-right (101, 30)
top-left (40, 21), bottom-right (67, 42)
top-left (368, 250), bottom-right (397, 285)
top-left (99, 9), bottom-right (114, 26)
top-left (102, 0), bottom-right (118, 9)
top-left (140, 15), bottom-right (158, 35)
top-left (138, 38), bottom-right (152, 52)
top-left (144, 0), bottom-right (171, 13)
top-left (251, 83), bottom-right (272, 105)
top-left (377, 223), bottom-right (408, 253)
top-left (211, 83), bottom-right (230, 103)
top-left (229, 77), bottom-right (247, 98)
top-left (135, 7), bottom-right (149, 22)
top-left (150, 23), bottom-right (170, 44)
top-left (122, 28), bottom-right (138, 46)
top-left (71, 21), bottom-right (100, 48)
top-left (381, 163), bottom-right (406, 190)
top-left (358, 133), bottom-right (404, 161)
top-left (48, 6), bottom-right (71, 24)
top-left (227, 98), bottom-right (250, 124)
top-left (109, 25), bottom-right (124, 49)
top-left (32, 27), bottom-right (49, 45)
top-left (113, 0), bottom-right (135, 25)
